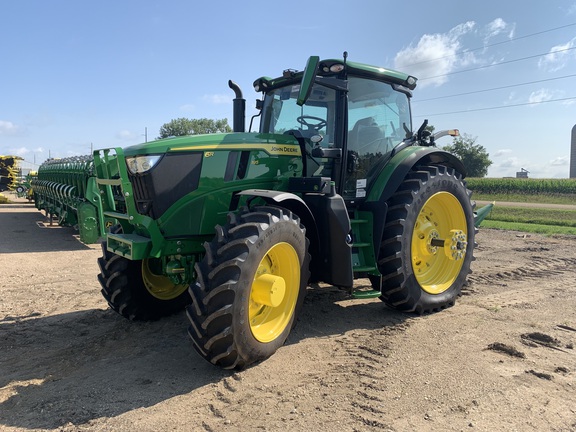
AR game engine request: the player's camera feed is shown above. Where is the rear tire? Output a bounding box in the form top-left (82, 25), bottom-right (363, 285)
top-left (98, 227), bottom-right (190, 320)
top-left (187, 206), bottom-right (310, 369)
top-left (373, 165), bottom-right (475, 314)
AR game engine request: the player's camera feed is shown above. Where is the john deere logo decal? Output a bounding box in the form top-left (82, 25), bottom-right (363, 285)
top-left (172, 143), bottom-right (302, 156)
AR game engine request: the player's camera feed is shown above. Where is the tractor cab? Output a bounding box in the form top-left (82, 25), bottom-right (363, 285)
top-left (256, 56), bottom-right (416, 205)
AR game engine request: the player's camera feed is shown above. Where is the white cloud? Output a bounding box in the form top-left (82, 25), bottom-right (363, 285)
top-left (488, 154), bottom-right (571, 178)
top-left (394, 21), bottom-right (476, 87)
top-left (528, 88), bottom-right (563, 105)
top-left (529, 161), bottom-right (570, 178)
top-left (528, 89), bottom-right (553, 104)
top-left (538, 37), bottom-right (576, 72)
top-left (487, 18), bottom-right (506, 34)
top-left (202, 94), bottom-right (230, 105)
top-left (550, 156), bottom-right (568, 166)
top-left (484, 18), bottom-right (515, 42)
top-left (493, 149), bottom-right (512, 157)
top-left (0, 120), bottom-right (21, 135)
top-left (499, 156), bottom-right (520, 168)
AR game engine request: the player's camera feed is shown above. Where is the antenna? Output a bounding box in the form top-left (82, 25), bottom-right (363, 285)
top-left (343, 51), bottom-right (348, 66)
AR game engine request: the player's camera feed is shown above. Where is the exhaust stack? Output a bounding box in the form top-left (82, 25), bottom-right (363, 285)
top-left (228, 80), bottom-right (246, 133)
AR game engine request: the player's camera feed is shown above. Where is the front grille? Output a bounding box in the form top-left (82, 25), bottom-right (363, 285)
top-left (128, 152), bottom-right (203, 219)
top-left (130, 175), bottom-right (152, 214)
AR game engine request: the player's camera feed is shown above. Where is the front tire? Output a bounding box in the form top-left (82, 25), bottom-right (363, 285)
top-left (98, 233), bottom-right (190, 320)
top-left (375, 165), bottom-right (475, 314)
top-left (187, 206), bottom-right (310, 369)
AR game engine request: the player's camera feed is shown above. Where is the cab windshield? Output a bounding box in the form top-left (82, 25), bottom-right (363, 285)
top-left (259, 83), bottom-right (336, 143)
top-left (260, 78), bottom-right (411, 150)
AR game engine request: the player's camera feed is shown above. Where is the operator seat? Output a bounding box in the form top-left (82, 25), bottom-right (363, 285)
top-left (348, 117), bottom-right (384, 155)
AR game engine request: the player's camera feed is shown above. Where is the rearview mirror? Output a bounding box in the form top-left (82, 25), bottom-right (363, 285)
top-left (297, 56), bottom-right (320, 106)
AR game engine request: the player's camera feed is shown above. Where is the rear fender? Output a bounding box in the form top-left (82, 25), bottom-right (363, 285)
top-left (362, 147), bottom-right (466, 259)
top-left (366, 147), bottom-right (466, 204)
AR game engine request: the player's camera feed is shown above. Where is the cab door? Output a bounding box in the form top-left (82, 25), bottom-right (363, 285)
top-left (342, 77), bottom-right (412, 204)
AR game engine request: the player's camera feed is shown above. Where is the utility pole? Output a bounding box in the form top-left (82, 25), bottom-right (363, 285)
top-left (571, 124), bottom-right (576, 178)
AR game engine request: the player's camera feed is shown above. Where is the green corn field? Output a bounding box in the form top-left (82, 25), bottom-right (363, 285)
top-left (466, 178), bottom-right (576, 196)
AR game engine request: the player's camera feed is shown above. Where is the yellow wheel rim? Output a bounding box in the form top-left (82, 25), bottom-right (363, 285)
top-left (249, 242), bottom-right (300, 343)
top-left (411, 192), bottom-right (468, 295)
top-left (142, 259), bottom-right (188, 300)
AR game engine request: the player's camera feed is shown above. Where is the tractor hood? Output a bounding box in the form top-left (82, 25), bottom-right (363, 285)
top-left (122, 132), bottom-right (302, 157)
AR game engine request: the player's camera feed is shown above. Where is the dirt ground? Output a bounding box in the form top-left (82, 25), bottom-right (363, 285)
top-left (1, 194), bottom-right (575, 432)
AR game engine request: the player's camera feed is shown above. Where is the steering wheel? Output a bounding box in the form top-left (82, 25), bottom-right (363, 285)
top-left (297, 115), bottom-right (327, 131)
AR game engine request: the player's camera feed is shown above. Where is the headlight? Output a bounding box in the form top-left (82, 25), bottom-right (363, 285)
top-left (126, 155), bottom-right (162, 174)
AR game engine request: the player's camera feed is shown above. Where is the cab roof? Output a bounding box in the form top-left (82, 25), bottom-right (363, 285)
top-left (253, 57), bottom-right (417, 92)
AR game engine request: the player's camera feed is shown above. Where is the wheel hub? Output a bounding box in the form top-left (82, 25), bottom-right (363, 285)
top-left (252, 274), bottom-right (286, 307)
top-left (427, 229), bottom-right (468, 261)
top-left (444, 229), bottom-right (468, 260)
top-left (142, 258), bottom-right (188, 300)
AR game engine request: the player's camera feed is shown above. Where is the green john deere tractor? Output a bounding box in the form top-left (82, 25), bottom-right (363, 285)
top-left (94, 54), bottom-right (475, 369)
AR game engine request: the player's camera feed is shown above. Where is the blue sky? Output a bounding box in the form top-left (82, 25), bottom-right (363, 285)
top-left (1, 0), bottom-right (575, 178)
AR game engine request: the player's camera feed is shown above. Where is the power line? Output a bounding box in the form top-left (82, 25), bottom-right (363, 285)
top-left (414, 96), bottom-right (576, 117)
top-left (404, 22), bottom-right (576, 68)
top-left (419, 46), bottom-right (576, 81)
top-left (415, 74), bottom-right (576, 102)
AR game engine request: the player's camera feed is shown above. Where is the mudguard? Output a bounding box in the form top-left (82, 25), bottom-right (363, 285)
top-left (236, 189), bottom-right (354, 288)
top-left (361, 147), bottom-right (467, 261)
top-left (367, 147), bottom-right (467, 204)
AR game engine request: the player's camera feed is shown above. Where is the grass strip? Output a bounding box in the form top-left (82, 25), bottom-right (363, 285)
top-left (480, 220), bottom-right (576, 236)
top-left (486, 207), bottom-right (576, 227)
top-left (472, 193), bottom-right (576, 205)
